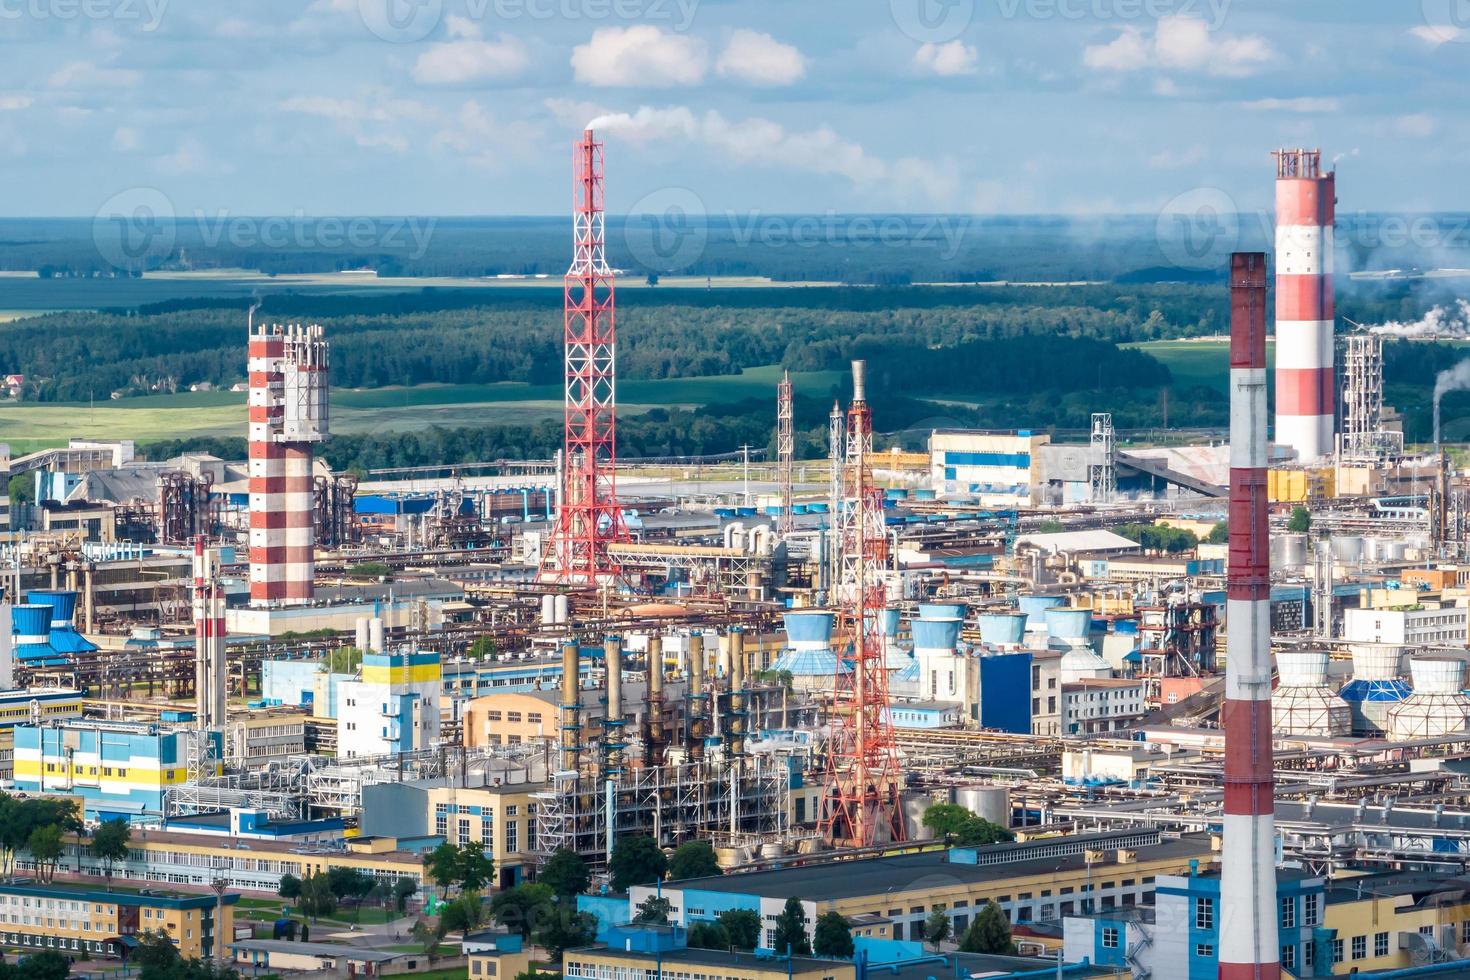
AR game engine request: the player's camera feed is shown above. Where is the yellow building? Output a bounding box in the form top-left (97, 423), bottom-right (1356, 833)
top-left (0, 881), bottom-right (236, 960)
top-left (1269, 467), bottom-right (1335, 502)
top-left (1323, 871), bottom-right (1470, 972)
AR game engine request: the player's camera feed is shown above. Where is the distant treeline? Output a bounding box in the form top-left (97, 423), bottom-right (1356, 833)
top-left (3, 285), bottom-right (1216, 402)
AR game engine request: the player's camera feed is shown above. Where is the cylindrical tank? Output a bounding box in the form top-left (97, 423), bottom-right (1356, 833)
top-left (604, 635), bottom-right (623, 723)
top-left (554, 594), bottom-right (569, 625)
top-left (952, 784), bottom-right (1011, 827)
top-left (355, 617), bottom-right (371, 650)
top-left (540, 594), bottom-right (556, 626)
top-left (919, 602), bottom-right (966, 621)
top-left (978, 613), bottom-right (1027, 647)
top-left (1044, 607), bottom-right (1092, 641)
top-left (1331, 535), bottom-right (1365, 563)
top-left (368, 618), bottom-right (385, 653)
top-left (911, 617), bottom-right (961, 653)
top-left (1272, 534), bottom-right (1308, 572)
top-left (902, 795), bottom-right (935, 841)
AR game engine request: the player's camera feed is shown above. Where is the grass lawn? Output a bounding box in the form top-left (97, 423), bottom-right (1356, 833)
top-left (398, 968), bottom-right (473, 980)
top-left (0, 365), bottom-right (842, 445)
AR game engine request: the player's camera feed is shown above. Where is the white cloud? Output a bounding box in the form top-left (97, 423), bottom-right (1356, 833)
top-left (913, 40), bottom-right (979, 77)
top-left (155, 137), bottom-right (221, 176)
top-left (1396, 112), bottom-right (1437, 138)
top-left (571, 26), bottom-right (708, 88)
top-left (0, 95), bottom-right (33, 111)
top-left (431, 100), bottom-right (544, 169)
top-left (716, 30), bottom-right (806, 87)
top-left (588, 104), bottom-right (955, 205)
top-left (1147, 145), bottom-right (1206, 170)
top-left (1238, 97), bottom-right (1341, 113)
top-left (413, 34), bottom-right (530, 85)
top-left (1410, 24), bottom-right (1466, 45)
top-left (1084, 15), bottom-right (1272, 78)
top-left (111, 126), bottom-right (140, 150)
top-left (47, 61), bottom-right (141, 89)
top-left (278, 92), bottom-right (429, 153)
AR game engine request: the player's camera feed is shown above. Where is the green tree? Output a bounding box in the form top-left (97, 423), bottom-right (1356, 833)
top-left (465, 636), bottom-right (497, 660)
top-left (925, 906), bottom-right (951, 952)
top-left (813, 911), bottom-right (854, 958)
top-left (687, 921), bottom-right (731, 950)
top-left (440, 892), bottom-right (486, 935)
top-left (6, 474), bottom-right (32, 506)
top-left (411, 916), bottom-right (448, 962)
top-left (89, 817), bottom-right (131, 887)
top-left (633, 895), bottom-right (672, 925)
top-left (953, 815), bottom-right (1014, 847)
top-left (535, 908), bottom-right (598, 963)
top-left (425, 842), bottom-right (461, 897)
top-left (540, 848), bottom-right (590, 900)
top-left (959, 901), bottom-right (1015, 955)
top-left (277, 873), bottom-right (302, 900)
top-left (323, 646), bottom-right (365, 674)
top-left (457, 841), bottom-right (495, 892)
top-left (9, 950), bottom-right (70, 980)
top-left (667, 840), bottom-right (720, 881)
top-left (393, 876), bottom-right (419, 914)
top-left (491, 883), bottom-right (555, 941)
top-left (1207, 520), bottom-right (1228, 544)
top-left (717, 908), bottom-right (762, 950)
top-left (25, 824), bottom-right (63, 883)
top-left (921, 803), bottom-right (972, 844)
top-left (1037, 519), bottom-right (1064, 533)
top-left (772, 896), bottom-right (811, 956)
top-left (608, 835), bottom-right (667, 892)
top-left (297, 872), bottom-right (337, 920)
top-left (1288, 506), bottom-right (1312, 533)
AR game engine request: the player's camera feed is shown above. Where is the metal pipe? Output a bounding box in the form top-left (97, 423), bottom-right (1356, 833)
top-left (647, 635), bottom-right (665, 766)
top-left (560, 639), bottom-right (581, 773)
top-left (688, 633), bottom-right (705, 761)
top-left (604, 635), bottom-right (623, 723)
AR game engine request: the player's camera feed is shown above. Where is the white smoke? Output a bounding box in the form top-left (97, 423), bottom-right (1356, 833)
top-left (1434, 358), bottom-right (1470, 446)
top-left (1370, 299), bottom-right (1470, 338)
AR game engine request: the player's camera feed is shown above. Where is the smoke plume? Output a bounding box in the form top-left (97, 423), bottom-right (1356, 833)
top-left (1434, 358), bottom-right (1470, 446)
top-left (1370, 299), bottom-right (1470, 338)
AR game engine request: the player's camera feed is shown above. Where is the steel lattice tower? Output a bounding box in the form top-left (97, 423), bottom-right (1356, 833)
top-left (826, 401), bottom-right (844, 597)
top-left (821, 360), bottom-right (904, 848)
top-left (777, 370), bottom-right (794, 534)
top-left (545, 129), bottom-right (627, 584)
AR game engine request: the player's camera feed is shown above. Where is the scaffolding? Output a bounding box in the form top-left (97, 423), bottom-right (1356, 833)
top-left (158, 470), bottom-right (217, 544)
top-left (777, 371), bottom-right (794, 535)
top-left (314, 473), bottom-right (359, 549)
top-left (532, 758), bottom-right (789, 870)
top-left (1089, 413), bottom-right (1117, 504)
top-left (1135, 597), bottom-right (1218, 676)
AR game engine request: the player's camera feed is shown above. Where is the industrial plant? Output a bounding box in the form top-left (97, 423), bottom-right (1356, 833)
top-left (0, 137), bottom-right (1468, 980)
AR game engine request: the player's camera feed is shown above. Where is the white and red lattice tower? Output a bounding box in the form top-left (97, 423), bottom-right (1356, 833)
top-left (248, 308), bottom-right (328, 606)
top-left (193, 534), bottom-right (226, 729)
top-left (777, 370), bottom-right (794, 535)
top-left (545, 129), bottom-right (627, 584)
top-left (1273, 148), bottom-right (1336, 461)
top-left (1220, 251), bottom-right (1278, 980)
top-left (821, 360), bottom-right (904, 849)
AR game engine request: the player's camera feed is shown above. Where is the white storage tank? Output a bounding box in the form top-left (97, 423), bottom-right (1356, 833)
top-left (1272, 534), bottom-right (1309, 572)
top-left (1272, 650), bottom-right (1351, 736)
top-left (1331, 535), bottom-right (1365, 563)
top-left (952, 783), bottom-right (1011, 828)
top-left (1388, 658), bottom-right (1470, 741)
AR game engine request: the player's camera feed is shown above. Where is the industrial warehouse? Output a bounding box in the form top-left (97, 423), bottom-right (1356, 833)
top-left (0, 130), bottom-right (1464, 980)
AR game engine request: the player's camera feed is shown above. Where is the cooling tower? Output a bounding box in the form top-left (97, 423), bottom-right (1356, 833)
top-left (1043, 607), bottom-right (1092, 642)
top-left (1272, 650), bottom-right (1350, 736)
top-left (978, 612), bottom-right (1027, 647)
top-left (12, 604), bottom-right (57, 663)
top-left (1388, 658), bottom-right (1470, 740)
top-left (773, 610), bottom-right (842, 691)
top-left (25, 590), bottom-right (97, 654)
top-left (1338, 643), bottom-right (1411, 735)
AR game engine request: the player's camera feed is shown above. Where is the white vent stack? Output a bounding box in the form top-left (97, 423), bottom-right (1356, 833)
top-left (1388, 658), bottom-right (1470, 740)
top-left (1271, 650), bottom-right (1350, 736)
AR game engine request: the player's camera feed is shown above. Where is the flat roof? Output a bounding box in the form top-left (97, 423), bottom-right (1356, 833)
top-left (0, 881), bottom-right (238, 910)
top-left (116, 827), bottom-right (421, 863)
top-left (667, 834), bottom-right (1211, 904)
top-left (569, 945), bottom-right (845, 973)
top-left (229, 940), bottom-right (409, 962)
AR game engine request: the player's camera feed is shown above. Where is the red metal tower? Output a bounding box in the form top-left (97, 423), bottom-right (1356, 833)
top-left (821, 360), bottom-right (905, 848)
top-left (545, 129), bottom-right (627, 584)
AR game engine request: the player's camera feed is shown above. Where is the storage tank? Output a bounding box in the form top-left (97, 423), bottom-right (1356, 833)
top-left (952, 784), bottom-right (1011, 827)
top-left (355, 617), bottom-right (371, 650)
top-left (1272, 650), bottom-right (1351, 736)
top-left (773, 610), bottom-right (842, 692)
top-left (1331, 535), bottom-right (1365, 563)
top-left (1338, 643), bottom-right (1411, 735)
top-left (554, 594), bottom-right (569, 625)
top-left (1388, 658), bottom-right (1470, 740)
top-left (1272, 534), bottom-right (1308, 572)
top-left (979, 612), bottom-right (1027, 648)
top-left (540, 594), bottom-right (555, 627)
top-left (368, 617), bottom-right (386, 653)
top-left (902, 795), bottom-right (935, 841)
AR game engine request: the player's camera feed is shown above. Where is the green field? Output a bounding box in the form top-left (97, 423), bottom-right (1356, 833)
top-left (0, 365), bottom-right (842, 448)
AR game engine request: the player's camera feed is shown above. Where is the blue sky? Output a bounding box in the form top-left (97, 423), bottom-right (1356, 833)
top-left (0, 0), bottom-right (1464, 217)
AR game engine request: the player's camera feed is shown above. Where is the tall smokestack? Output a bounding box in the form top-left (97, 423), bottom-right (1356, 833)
top-left (1222, 251), bottom-right (1278, 980)
top-left (688, 633), bottom-right (705, 761)
top-left (603, 635), bottom-right (625, 775)
top-left (193, 535), bottom-right (226, 729)
top-left (1273, 148), bottom-right (1335, 461)
top-left (728, 627), bottom-right (746, 758)
top-left (646, 635), bottom-right (665, 766)
top-left (560, 640), bottom-right (581, 773)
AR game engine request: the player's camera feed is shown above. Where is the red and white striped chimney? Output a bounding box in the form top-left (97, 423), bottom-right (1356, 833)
top-left (248, 315), bottom-right (328, 606)
top-left (1221, 251), bottom-right (1278, 980)
top-left (193, 534), bottom-right (226, 729)
top-left (1273, 148), bottom-right (1335, 461)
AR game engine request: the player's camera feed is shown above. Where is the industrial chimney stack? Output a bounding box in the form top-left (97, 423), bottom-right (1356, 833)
top-left (1221, 251), bottom-right (1279, 980)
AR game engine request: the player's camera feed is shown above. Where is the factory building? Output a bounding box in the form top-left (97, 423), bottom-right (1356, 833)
top-left (12, 720), bottom-right (220, 820)
top-left (930, 430), bottom-right (1049, 505)
top-left (1343, 605), bottom-right (1469, 646)
top-left (336, 649), bottom-right (442, 758)
top-left (360, 779), bottom-right (545, 886)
